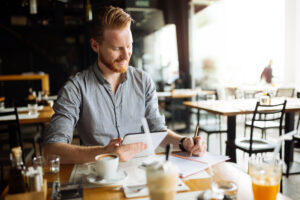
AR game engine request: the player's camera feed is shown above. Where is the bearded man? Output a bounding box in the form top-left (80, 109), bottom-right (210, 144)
top-left (44, 6), bottom-right (207, 164)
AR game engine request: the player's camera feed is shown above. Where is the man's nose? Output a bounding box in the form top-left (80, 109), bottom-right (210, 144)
top-left (121, 48), bottom-right (131, 60)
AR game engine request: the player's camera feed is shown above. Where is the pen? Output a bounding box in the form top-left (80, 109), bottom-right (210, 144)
top-left (166, 144), bottom-right (173, 161)
top-left (190, 125), bottom-right (199, 157)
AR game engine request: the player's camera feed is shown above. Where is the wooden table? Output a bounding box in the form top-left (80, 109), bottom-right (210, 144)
top-left (0, 74), bottom-right (50, 94)
top-left (157, 89), bottom-right (216, 99)
top-left (183, 98), bottom-right (300, 163)
top-left (18, 106), bottom-right (54, 125)
top-left (0, 162), bottom-right (290, 200)
top-left (43, 162), bottom-right (289, 200)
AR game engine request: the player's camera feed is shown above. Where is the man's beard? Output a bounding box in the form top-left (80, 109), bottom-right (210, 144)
top-left (98, 52), bottom-right (129, 73)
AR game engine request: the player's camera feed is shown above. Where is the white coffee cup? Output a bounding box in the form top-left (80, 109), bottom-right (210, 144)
top-left (89, 154), bottom-right (119, 179)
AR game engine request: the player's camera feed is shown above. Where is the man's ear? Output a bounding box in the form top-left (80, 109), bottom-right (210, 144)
top-left (90, 38), bottom-right (99, 53)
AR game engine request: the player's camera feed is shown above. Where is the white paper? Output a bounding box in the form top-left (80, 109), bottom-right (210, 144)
top-left (174, 152), bottom-right (229, 164)
top-left (169, 152), bottom-right (229, 178)
top-left (182, 171), bottom-right (210, 180)
top-left (132, 191), bottom-right (204, 200)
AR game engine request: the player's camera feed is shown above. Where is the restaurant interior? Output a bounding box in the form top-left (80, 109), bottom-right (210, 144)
top-left (1, 0), bottom-right (300, 199)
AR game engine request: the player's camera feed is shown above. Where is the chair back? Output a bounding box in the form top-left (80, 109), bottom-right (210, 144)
top-left (276, 88), bottom-right (295, 97)
top-left (249, 100), bottom-right (287, 152)
top-left (205, 89), bottom-right (219, 100)
top-left (0, 108), bottom-right (25, 162)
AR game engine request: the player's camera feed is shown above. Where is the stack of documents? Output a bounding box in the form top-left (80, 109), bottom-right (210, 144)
top-left (148, 152), bottom-right (229, 178)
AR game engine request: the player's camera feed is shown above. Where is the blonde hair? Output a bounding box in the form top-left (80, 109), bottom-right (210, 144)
top-left (91, 6), bottom-right (133, 43)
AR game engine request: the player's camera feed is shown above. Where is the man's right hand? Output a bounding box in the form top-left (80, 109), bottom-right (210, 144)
top-left (105, 138), bottom-right (147, 162)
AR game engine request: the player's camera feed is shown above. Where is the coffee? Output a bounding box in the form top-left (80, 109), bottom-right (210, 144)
top-left (92, 154), bottom-right (119, 179)
top-left (146, 161), bottom-right (178, 200)
top-left (96, 155), bottom-right (116, 161)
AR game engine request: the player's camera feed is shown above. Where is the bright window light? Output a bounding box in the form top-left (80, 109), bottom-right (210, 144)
top-left (191, 0), bottom-right (285, 86)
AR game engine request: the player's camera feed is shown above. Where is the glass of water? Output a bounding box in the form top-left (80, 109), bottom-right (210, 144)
top-left (28, 103), bottom-right (38, 115)
top-left (211, 180), bottom-right (238, 200)
top-left (44, 155), bottom-right (60, 184)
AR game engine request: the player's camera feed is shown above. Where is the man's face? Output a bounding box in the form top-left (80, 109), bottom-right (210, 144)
top-left (97, 25), bottom-right (133, 73)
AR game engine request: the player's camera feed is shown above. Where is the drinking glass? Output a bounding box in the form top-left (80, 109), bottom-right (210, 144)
top-left (32, 156), bottom-right (44, 189)
top-left (28, 103), bottom-right (38, 115)
top-left (248, 156), bottom-right (282, 200)
top-left (208, 165), bottom-right (238, 200)
top-left (211, 180), bottom-right (238, 200)
top-left (0, 102), bottom-right (5, 110)
top-left (44, 155), bottom-right (60, 184)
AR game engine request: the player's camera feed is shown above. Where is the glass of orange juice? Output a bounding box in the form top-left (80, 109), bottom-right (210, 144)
top-left (248, 156), bottom-right (282, 200)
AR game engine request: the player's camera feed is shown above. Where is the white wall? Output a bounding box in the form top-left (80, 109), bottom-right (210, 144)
top-left (285, 0), bottom-right (300, 91)
top-left (296, 1), bottom-right (300, 92)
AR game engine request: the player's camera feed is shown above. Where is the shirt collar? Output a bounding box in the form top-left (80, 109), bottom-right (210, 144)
top-left (92, 62), bottom-right (128, 84)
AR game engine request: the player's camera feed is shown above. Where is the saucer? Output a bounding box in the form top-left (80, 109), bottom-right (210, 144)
top-left (86, 168), bottom-right (128, 186)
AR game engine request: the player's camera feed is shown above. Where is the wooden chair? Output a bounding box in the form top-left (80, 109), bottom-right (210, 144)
top-left (0, 108), bottom-right (34, 182)
top-left (228, 100), bottom-right (286, 157)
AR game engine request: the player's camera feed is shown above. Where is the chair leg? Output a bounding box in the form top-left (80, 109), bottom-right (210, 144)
top-left (38, 138), bottom-right (42, 156)
top-left (31, 140), bottom-right (37, 157)
top-left (219, 133), bottom-right (222, 154)
top-left (261, 129), bottom-right (266, 139)
top-left (244, 115), bottom-right (247, 137)
top-left (207, 134), bottom-right (210, 152)
top-left (285, 140), bottom-right (294, 178)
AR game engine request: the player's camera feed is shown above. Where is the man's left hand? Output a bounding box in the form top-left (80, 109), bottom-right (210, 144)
top-left (182, 136), bottom-right (207, 156)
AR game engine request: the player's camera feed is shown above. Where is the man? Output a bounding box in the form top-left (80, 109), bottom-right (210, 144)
top-left (260, 60), bottom-right (273, 84)
top-left (44, 6), bottom-right (207, 164)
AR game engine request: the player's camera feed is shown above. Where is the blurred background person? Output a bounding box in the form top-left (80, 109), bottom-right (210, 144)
top-left (260, 60), bottom-right (273, 84)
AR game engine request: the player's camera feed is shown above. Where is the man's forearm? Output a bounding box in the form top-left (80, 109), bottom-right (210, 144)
top-left (44, 143), bottom-right (107, 164)
top-left (160, 129), bottom-right (183, 149)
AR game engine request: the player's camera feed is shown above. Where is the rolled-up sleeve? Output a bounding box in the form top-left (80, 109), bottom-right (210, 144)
top-left (44, 79), bottom-right (81, 144)
top-left (144, 74), bottom-right (166, 132)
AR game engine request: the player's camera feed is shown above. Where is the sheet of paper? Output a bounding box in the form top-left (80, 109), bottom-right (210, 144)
top-left (164, 155), bottom-right (208, 178)
top-left (182, 171), bottom-right (210, 180)
top-left (173, 152), bottom-right (229, 165)
top-left (169, 152), bottom-right (229, 178)
top-left (132, 191), bottom-right (204, 200)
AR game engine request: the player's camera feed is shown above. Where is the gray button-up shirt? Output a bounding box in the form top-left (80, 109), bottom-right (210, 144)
top-left (44, 62), bottom-right (166, 146)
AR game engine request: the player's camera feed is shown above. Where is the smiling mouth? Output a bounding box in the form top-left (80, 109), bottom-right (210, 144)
top-left (116, 60), bottom-right (128, 66)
